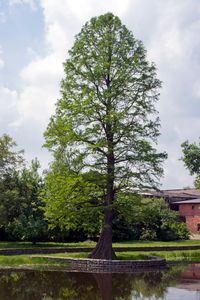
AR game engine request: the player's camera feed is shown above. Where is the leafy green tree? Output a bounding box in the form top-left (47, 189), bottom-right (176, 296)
top-left (43, 156), bottom-right (103, 237)
top-left (7, 158), bottom-right (48, 243)
top-left (0, 134), bottom-right (25, 236)
top-left (0, 134), bottom-right (24, 179)
top-left (112, 196), bottom-right (189, 241)
top-left (181, 140), bottom-right (200, 187)
top-left (112, 193), bottom-right (143, 241)
top-left (138, 198), bottom-right (189, 241)
top-left (44, 13), bottom-right (167, 259)
top-left (0, 134), bottom-right (48, 242)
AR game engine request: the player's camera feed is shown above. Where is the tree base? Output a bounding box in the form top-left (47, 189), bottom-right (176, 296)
top-left (89, 227), bottom-right (117, 260)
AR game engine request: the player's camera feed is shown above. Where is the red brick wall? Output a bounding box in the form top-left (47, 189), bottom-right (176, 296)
top-left (179, 204), bottom-right (200, 233)
top-left (185, 216), bottom-right (200, 232)
top-left (179, 203), bottom-right (200, 216)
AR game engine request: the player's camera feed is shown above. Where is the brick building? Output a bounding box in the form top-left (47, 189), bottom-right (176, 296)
top-left (146, 189), bottom-right (200, 233)
top-left (173, 199), bottom-right (200, 233)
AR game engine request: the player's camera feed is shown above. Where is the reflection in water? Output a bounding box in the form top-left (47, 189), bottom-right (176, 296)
top-left (0, 264), bottom-right (200, 299)
top-left (93, 273), bottom-right (113, 300)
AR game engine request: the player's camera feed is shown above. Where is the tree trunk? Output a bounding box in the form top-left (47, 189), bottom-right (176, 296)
top-left (89, 208), bottom-right (116, 259)
top-left (90, 94), bottom-right (116, 260)
top-left (90, 147), bottom-right (116, 259)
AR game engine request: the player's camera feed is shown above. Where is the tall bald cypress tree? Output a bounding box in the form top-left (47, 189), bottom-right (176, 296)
top-left (44, 13), bottom-right (166, 259)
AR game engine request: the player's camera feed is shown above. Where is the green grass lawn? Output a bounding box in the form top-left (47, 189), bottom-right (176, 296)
top-left (113, 239), bottom-right (200, 247)
top-left (1, 239), bottom-right (200, 249)
top-left (34, 249), bottom-right (200, 262)
top-left (0, 240), bottom-right (96, 249)
top-left (64, 249), bottom-right (200, 262)
top-left (39, 252), bottom-right (147, 260)
top-left (149, 249), bottom-right (200, 262)
top-left (117, 249), bottom-right (200, 261)
top-left (31, 249), bottom-right (200, 262)
top-left (0, 255), bottom-right (67, 269)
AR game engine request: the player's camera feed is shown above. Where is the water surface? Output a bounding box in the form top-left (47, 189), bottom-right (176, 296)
top-left (1, 263), bottom-right (200, 299)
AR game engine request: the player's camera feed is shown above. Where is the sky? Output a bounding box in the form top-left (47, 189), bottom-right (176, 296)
top-left (0, 0), bottom-right (200, 189)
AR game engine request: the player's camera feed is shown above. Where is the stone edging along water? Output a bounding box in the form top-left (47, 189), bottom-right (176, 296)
top-left (31, 254), bottom-right (166, 273)
top-left (0, 246), bottom-right (168, 272)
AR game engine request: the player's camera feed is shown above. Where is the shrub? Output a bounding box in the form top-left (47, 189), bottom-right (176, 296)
top-left (140, 228), bottom-right (157, 241)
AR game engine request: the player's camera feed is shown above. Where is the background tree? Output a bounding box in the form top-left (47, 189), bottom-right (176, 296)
top-left (7, 158), bottom-right (48, 243)
top-left (138, 198), bottom-right (188, 241)
top-left (181, 140), bottom-right (200, 188)
top-left (44, 13), bottom-right (166, 259)
top-left (0, 134), bottom-right (25, 238)
top-left (0, 134), bottom-right (24, 178)
top-left (112, 196), bottom-right (188, 242)
top-left (0, 134), bottom-right (48, 243)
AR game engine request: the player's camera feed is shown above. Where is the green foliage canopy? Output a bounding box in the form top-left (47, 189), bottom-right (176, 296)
top-left (181, 140), bottom-right (200, 187)
top-left (44, 13), bottom-right (166, 190)
top-left (42, 159), bottom-right (103, 235)
top-left (113, 197), bottom-right (189, 241)
top-left (0, 134), bottom-right (48, 242)
top-left (8, 158), bottom-right (48, 243)
top-left (0, 134), bottom-right (24, 179)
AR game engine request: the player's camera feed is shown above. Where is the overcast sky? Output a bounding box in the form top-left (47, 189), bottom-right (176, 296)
top-left (0, 0), bottom-right (200, 189)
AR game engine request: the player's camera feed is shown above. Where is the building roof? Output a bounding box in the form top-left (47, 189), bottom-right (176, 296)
top-left (146, 189), bottom-right (200, 197)
top-left (144, 189), bottom-right (200, 203)
top-left (163, 189), bottom-right (200, 197)
top-left (173, 199), bottom-right (200, 204)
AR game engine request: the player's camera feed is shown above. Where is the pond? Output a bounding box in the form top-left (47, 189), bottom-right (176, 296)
top-left (0, 263), bottom-right (200, 299)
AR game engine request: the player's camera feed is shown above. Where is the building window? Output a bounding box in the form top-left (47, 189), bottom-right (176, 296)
top-left (192, 205), bottom-right (194, 210)
top-left (197, 224), bottom-right (200, 231)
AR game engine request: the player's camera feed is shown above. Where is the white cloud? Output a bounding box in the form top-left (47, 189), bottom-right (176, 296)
top-left (20, 54), bottom-right (63, 87)
top-left (0, 87), bottom-right (18, 127)
top-left (147, 2), bottom-right (200, 67)
top-left (65, 0), bottom-right (131, 19)
top-left (16, 85), bottom-right (57, 125)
